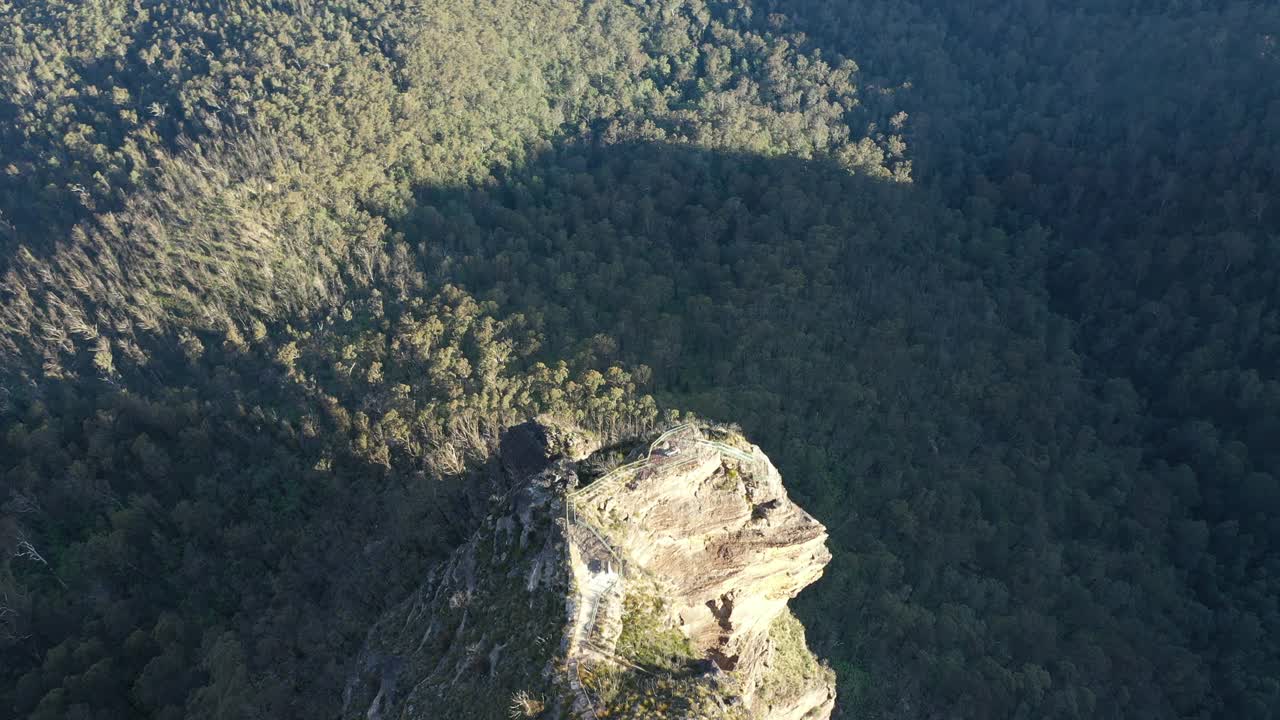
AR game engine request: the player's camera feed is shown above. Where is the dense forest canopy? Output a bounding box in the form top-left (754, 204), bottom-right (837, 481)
top-left (760, 2), bottom-right (1280, 716)
top-left (2, 1), bottom-right (1278, 719)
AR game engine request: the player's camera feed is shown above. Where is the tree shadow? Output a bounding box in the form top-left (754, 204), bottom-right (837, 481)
top-left (387, 138), bottom-right (1069, 717)
top-left (4, 136), bottom-right (1122, 719)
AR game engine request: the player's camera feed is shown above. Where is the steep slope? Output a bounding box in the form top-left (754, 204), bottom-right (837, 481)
top-left (344, 419), bottom-right (834, 720)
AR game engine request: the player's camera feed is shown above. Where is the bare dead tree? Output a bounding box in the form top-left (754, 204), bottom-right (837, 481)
top-left (13, 530), bottom-right (67, 589)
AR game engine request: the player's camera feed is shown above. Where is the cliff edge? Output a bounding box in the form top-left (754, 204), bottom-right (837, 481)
top-left (344, 420), bottom-right (835, 720)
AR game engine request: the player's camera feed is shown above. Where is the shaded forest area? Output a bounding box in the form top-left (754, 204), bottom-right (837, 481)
top-left (2, 1), bottom-right (1278, 719)
top-left (759, 1), bottom-right (1280, 716)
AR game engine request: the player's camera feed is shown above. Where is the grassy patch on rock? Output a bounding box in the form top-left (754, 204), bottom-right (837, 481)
top-left (615, 592), bottom-right (697, 673)
top-left (755, 609), bottom-right (836, 710)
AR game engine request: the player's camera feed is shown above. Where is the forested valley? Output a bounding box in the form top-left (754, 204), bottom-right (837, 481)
top-left (1, 1), bottom-right (1277, 719)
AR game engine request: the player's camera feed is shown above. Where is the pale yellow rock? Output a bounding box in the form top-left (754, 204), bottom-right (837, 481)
top-left (570, 424), bottom-right (835, 719)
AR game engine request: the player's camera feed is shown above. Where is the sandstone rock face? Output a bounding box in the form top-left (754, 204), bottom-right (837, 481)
top-left (570, 424), bottom-right (834, 719)
top-left (344, 420), bottom-right (834, 720)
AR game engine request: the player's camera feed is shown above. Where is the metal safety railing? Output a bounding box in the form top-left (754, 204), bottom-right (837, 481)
top-left (569, 423), bottom-right (699, 501)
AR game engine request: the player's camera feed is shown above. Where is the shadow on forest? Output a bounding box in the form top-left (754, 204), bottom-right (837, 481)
top-left (380, 139), bottom-right (1066, 717)
top-left (5, 138), bottom-right (1125, 720)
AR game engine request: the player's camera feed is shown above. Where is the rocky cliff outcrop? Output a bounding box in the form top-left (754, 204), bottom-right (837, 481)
top-left (344, 419), bottom-right (834, 720)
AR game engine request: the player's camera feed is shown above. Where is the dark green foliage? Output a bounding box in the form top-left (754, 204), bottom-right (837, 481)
top-left (0, 288), bottom-right (654, 719)
top-left (2, 0), bottom-right (1278, 719)
top-left (417, 141), bottom-right (1221, 720)
top-left (756, 1), bottom-right (1280, 716)
top-left (2, 2), bottom-right (892, 715)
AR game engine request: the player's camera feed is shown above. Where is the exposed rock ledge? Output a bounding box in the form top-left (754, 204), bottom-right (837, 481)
top-left (343, 419), bottom-right (835, 720)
